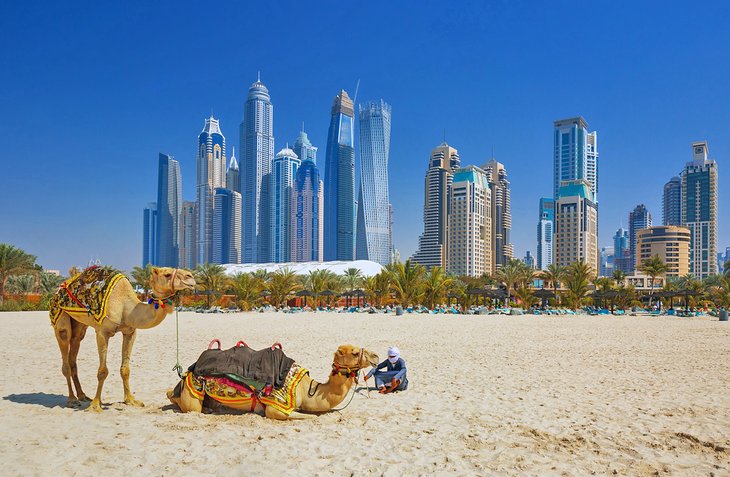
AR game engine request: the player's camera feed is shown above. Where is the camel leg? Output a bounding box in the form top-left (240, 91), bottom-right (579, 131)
top-left (265, 407), bottom-right (315, 420)
top-left (87, 330), bottom-right (111, 412)
top-left (121, 330), bottom-right (143, 407)
top-left (53, 314), bottom-right (80, 408)
top-left (69, 320), bottom-right (90, 401)
top-left (166, 382), bottom-right (202, 413)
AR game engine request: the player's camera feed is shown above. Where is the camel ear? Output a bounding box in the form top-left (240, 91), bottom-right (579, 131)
top-left (151, 267), bottom-right (160, 276)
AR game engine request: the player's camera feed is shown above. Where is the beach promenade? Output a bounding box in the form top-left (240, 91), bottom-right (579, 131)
top-left (1, 311), bottom-right (728, 475)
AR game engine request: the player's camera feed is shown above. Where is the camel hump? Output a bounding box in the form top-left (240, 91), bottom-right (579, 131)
top-left (49, 266), bottom-right (127, 326)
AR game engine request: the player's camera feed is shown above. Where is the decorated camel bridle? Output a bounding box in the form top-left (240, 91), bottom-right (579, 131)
top-left (330, 347), bottom-right (367, 379)
top-left (148, 268), bottom-right (179, 309)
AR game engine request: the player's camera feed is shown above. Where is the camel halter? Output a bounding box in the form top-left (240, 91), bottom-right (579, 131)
top-left (330, 347), bottom-right (367, 379)
top-left (149, 269), bottom-right (179, 309)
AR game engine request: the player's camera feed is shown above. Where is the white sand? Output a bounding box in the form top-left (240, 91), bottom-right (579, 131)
top-left (1, 311), bottom-right (728, 476)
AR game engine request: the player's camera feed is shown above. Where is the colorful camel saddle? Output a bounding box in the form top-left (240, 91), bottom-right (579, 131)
top-left (182, 364), bottom-right (309, 416)
top-left (49, 266), bottom-right (126, 326)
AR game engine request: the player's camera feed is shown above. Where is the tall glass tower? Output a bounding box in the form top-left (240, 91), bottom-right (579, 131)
top-left (536, 197), bottom-right (554, 270)
top-left (662, 176), bottom-right (681, 226)
top-left (156, 153), bottom-right (182, 267)
top-left (484, 159), bottom-right (513, 272)
top-left (226, 147), bottom-right (240, 195)
top-left (142, 202), bottom-right (157, 267)
top-left (196, 117), bottom-right (226, 265)
top-left (324, 90), bottom-right (355, 261)
top-left (682, 141), bottom-right (718, 278)
top-left (292, 158), bottom-right (324, 262)
top-left (628, 204), bottom-right (652, 271)
top-left (356, 100), bottom-right (392, 265)
top-left (272, 147), bottom-right (300, 262)
top-left (553, 117), bottom-right (598, 202)
top-left (212, 188), bottom-right (242, 265)
top-left (240, 76), bottom-right (274, 263)
top-left (293, 129), bottom-right (317, 164)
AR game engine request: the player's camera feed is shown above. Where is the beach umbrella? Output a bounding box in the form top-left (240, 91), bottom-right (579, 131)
top-left (446, 291), bottom-right (461, 306)
top-left (466, 288), bottom-right (483, 306)
top-left (532, 288), bottom-right (555, 307)
top-left (295, 289), bottom-right (313, 307)
top-left (352, 289), bottom-right (366, 307)
top-left (320, 289), bottom-right (336, 307)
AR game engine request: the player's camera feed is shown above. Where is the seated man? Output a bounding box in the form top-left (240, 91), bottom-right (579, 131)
top-left (366, 346), bottom-right (408, 393)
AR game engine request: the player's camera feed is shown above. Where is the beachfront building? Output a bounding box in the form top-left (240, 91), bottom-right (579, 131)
top-left (628, 204), bottom-right (652, 272)
top-left (293, 128), bottom-right (317, 165)
top-left (226, 147), bottom-right (240, 195)
top-left (196, 116), bottom-right (227, 265)
top-left (663, 176), bottom-right (681, 226)
top-left (446, 165), bottom-right (492, 277)
top-left (291, 157), bottom-right (324, 262)
top-left (356, 100), bottom-right (392, 266)
top-left (636, 226), bottom-right (690, 277)
top-left (483, 159), bottom-right (513, 272)
top-left (142, 202), bottom-right (157, 267)
top-left (272, 147), bottom-right (301, 263)
top-left (553, 117), bottom-right (598, 203)
top-left (212, 188), bottom-right (242, 265)
top-left (412, 143), bottom-right (460, 269)
top-left (681, 141), bottom-right (719, 278)
top-left (554, 180), bottom-right (599, 273)
top-left (178, 201), bottom-right (196, 269)
top-left (240, 75), bottom-right (274, 263)
top-left (324, 90), bottom-right (356, 261)
top-left (156, 153), bottom-right (182, 267)
top-left (536, 197), bottom-right (554, 270)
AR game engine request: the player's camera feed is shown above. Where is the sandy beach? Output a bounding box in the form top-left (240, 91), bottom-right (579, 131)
top-left (1, 310), bottom-right (728, 476)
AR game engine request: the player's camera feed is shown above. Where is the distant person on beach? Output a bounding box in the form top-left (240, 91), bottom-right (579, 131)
top-left (366, 346), bottom-right (408, 393)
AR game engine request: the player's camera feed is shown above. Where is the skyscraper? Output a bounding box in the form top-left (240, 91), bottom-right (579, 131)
top-left (536, 198), bottom-right (554, 270)
top-left (324, 90), bottom-right (356, 261)
top-left (240, 76), bottom-right (274, 263)
top-left (142, 202), bottom-right (157, 267)
top-left (628, 204), bottom-right (652, 272)
top-left (412, 143), bottom-right (460, 269)
top-left (178, 201), bottom-right (196, 269)
top-left (291, 157), bottom-right (324, 262)
top-left (483, 159), bottom-right (513, 272)
top-left (600, 246), bottom-right (615, 277)
top-left (613, 227), bottom-right (632, 274)
top-left (196, 117), bottom-right (226, 265)
top-left (212, 188), bottom-right (242, 265)
top-left (681, 141), bottom-right (718, 278)
top-left (293, 128), bottom-right (317, 164)
top-left (356, 100), bottom-right (392, 266)
top-left (662, 176), bottom-right (681, 226)
top-left (554, 180), bottom-right (599, 273)
top-left (272, 146), bottom-right (300, 263)
top-left (447, 165), bottom-right (492, 277)
top-left (553, 117), bottom-right (598, 202)
top-left (226, 147), bottom-right (240, 195)
top-left (156, 153), bottom-right (182, 267)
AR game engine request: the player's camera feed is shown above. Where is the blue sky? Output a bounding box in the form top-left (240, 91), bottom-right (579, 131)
top-left (1, 1), bottom-right (728, 273)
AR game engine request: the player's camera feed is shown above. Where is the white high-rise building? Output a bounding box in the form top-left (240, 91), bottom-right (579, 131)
top-left (555, 180), bottom-right (599, 273)
top-left (196, 116), bottom-right (226, 265)
top-left (554, 117), bottom-right (598, 202)
top-left (447, 166), bottom-right (492, 277)
top-left (272, 147), bottom-right (300, 263)
top-left (536, 198), bottom-right (554, 270)
top-left (483, 159), bottom-right (513, 272)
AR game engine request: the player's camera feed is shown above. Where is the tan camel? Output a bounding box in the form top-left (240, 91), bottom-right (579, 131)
top-left (167, 344), bottom-right (378, 420)
top-left (52, 267), bottom-right (195, 411)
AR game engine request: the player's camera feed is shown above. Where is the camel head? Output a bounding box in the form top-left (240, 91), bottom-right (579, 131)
top-left (333, 345), bottom-right (379, 373)
top-left (150, 267), bottom-right (196, 297)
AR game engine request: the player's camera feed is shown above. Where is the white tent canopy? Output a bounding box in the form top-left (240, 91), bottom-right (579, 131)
top-left (222, 260), bottom-right (385, 278)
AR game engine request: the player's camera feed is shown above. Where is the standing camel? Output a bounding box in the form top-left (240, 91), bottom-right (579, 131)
top-left (50, 266), bottom-right (195, 411)
top-left (168, 344), bottom-right (378, 420)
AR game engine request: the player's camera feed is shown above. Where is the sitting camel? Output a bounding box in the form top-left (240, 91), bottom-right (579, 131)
top-left (167, 344), bottom-right (378, 420)
top-left (50, 266), bottom-right (195, 411)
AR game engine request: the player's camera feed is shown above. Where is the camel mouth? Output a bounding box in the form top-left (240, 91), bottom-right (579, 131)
top-left (180, 279), bottom-right (196, 289)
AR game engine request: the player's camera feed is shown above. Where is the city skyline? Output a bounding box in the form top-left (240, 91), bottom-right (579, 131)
top-left (1, 2), bottom-right (728, 273)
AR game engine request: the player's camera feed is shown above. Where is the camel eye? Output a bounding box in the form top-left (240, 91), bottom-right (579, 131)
top-left (165, 273), bottom-right (171, 277)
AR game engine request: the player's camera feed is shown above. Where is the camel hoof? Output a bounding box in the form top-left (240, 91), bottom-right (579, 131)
top-left (66, 399), bottom-right (81, 408)
top-left (78, 395), bottom-right (92, 402)
top-left (124, 398), bottom-right (145, 407)
top-left (86, 400), bottom-right (103, 412)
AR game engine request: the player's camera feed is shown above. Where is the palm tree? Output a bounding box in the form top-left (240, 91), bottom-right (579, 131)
top-left (539, 263), bottom-right (565, 305)
top-left (422, 266), bottom-right (452, 309)
top-left (388, 260), bottom-right (425, 306)
top-left (130, 264), bottom-right (153, 300)
top-left (638, 255), bottom-right (668, 306)
top-left (7, 274), bottom-right (35, 296)
top-left (0, 244), bottom-right (38, 303)
top-left (342, 267), bottom-right (364, 292)
top-left (495, 259), bottom-right (534, 303)
top-left (563, 260), bottom-right (594, 310)
top-left (38, 272), bottom-right (64, 295)
top-left (229, 272), bottom-right (264, 310)
top-left (514, 284), bottom-right (537, 310)
top-left (267, 268), bottom-right (301, 308)
top-left (612, 269), bottom-right (627, 286)
top-left (194, 263), bottom-right (227, 307)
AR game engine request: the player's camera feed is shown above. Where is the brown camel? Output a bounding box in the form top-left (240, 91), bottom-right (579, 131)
top-left (167, 344), bottom-right (378, 420)
top-left (51, 266), bottom-right (195, 411)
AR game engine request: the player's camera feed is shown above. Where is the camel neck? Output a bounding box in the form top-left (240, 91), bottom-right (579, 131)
top-left (127, 301), bottom-right (173, 329)
top-left (300, 373), bottom-right (353, 413)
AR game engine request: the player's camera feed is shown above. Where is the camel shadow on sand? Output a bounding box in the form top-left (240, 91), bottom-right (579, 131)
top-left (4, 392), bottom-right (71, 409)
